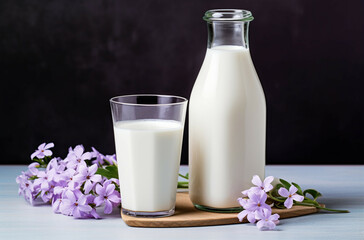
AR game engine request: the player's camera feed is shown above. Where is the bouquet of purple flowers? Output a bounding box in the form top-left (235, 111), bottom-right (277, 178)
top-left (16, 143), bottom-right (121, 219)
top-left (237, 174), bottom-right (349, 230)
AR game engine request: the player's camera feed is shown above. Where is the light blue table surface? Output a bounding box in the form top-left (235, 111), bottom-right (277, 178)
top-left (0, 165), bottom-right (363, 240)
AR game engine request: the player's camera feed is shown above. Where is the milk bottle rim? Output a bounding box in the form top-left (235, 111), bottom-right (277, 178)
top-left (203, 9), bottom-right (254, 22)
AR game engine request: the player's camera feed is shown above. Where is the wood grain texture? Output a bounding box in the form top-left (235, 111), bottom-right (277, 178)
top-left (121, 192), bottom-right (318, 228)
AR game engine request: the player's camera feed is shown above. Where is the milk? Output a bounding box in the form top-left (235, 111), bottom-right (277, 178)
top-left (113, 119), bottom-right (184, 212)
top-left (189, 45), bottom-right (266, 209)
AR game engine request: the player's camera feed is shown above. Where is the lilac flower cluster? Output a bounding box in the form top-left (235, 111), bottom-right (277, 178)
top-left (16, 143), bottom-right (121, 219)
top-left (237, 175), bottom-right (304, 230)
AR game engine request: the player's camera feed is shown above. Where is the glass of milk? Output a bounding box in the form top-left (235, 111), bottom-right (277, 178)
top-left (110, 94), bottom-right (188, 217)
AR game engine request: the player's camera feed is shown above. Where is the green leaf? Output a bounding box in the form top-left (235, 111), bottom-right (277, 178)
top-left (113, 183), bottom-right (120, 192)
top-left (96, 165), bottom-right (119, 179)
top-left (105, 165), bottom-right (118, 177)
top-left (292, 182), bottom-right (303, 195)
top-left (28, 175), bottom-right (39, 181)
top-left (279, 178), bottom-right (291, 189)
top-left (178, 173), bottom-right (189, 180)
top-left (270, 183), bottom-right (284, 198)
top-left (275, 183), bottom-right (284, 190)
top-left (32, 158), bottom-right (43, 164)
top-left (31, 158), bottom-right (48, 168)
top-left (177, 172), bottom-right (189, 188)
top-left (43, 156), bottom-right (52, 165)
top-left (303, 189), bottom-right (322, 200)
top-left (177, 181), bottom-right (189, 189)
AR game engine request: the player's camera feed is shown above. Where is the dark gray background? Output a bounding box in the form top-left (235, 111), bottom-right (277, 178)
top-left (1, 0), bottom-right (363, 165)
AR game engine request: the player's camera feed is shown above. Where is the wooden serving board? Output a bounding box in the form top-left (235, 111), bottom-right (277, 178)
top-left (121, 192), bottom-right (319, 228)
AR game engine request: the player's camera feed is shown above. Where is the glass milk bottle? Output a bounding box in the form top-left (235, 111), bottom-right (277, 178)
top-left (189, 9), bottom-right (266, 211)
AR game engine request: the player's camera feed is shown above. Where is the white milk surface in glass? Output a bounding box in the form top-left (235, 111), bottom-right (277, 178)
top-left (114, 119), bottom-right (183, 212)
top-left (189, 45), bottom-right (266, 208)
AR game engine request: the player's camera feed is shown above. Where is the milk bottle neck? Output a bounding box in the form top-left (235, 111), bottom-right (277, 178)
top-left (204, 9), bottom-right (253, 49)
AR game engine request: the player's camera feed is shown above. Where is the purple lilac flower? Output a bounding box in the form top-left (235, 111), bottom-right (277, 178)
top-left (34, 170), bottom-right (54, 190)
top-left (73, 164), bottom-right (102, 194)
top-left (35, 169), bottom-right (60, 203)
top-left (17, 143), bottom-right (120, 219)
top-left (251, 175), bottom-right (274, 193)
top-left (91, 147), bottom-right (105, 166)
top-left (237, 198), bottom-right (256, 223)
top-left (65, 145), bottom-right (91, 170)
top-left (238, 175), bottom-right (282, 231)
top-left (31, 142), bottom-right (54, 159)
top-left (278, 185), bottom-right (304, 209)
top-left (85, 194), bottom-right (100, 219)
top-left (104, 154), bottom-right (117, 165)
top-left (60, 168), bottom-right (79, 190)
top-left (256, 208), bottom-right (280, 230)
top-left (89, 209), bottom-right (101, 219)
top-left (94, 181), bottom-right (121, 214)
top-left (16, 173), bottom-right (27, 195)
top-left (59, 168), bottom-right (76, 182)
top-left (46, 158), bottom-right (65, 172)
top-left (44, 158), bottom-right (66, 183)
top-left (242, 175), bottom-right (274, 196)
top-left (60, 190), bottom-right (92, 218)
top-left (40, 182), bottom-right (56, 203)
top-left (245, 191), bottom-right (270, 213)
top-left (28, 162), bottom-right (40, 176)
top-left (52, 195), bottom-right (63, 213)
top-left (237, 191), bottom-right (270, 223)
top-left (53, 180), bottom-right (68, 196)
top-left (108, 178), bottom-right (120, 186)
top-left (16, 173), bottom-right (36, 205)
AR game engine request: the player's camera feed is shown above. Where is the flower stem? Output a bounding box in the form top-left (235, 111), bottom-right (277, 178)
top-left (178, 173), bottom-right (189, 180)
top-left (267, 192), bottom-right (285, 203)
top-left (315, 205), bottom-right (349, 213)
top-left (294, 202), bottom-right (349, 213)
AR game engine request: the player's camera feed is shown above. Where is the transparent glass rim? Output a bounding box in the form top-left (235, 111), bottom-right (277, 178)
top-left (109, 94), bottom-right (188, 107)
top-left (203, 9), bottom-right (254, 22)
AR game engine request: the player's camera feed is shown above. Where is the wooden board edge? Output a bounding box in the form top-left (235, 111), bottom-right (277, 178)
top-left (122, 205), bottom-right (319, 228)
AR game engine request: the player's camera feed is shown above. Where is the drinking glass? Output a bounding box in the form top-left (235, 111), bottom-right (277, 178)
top-left (110, 94), bottom-right (188, 217)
